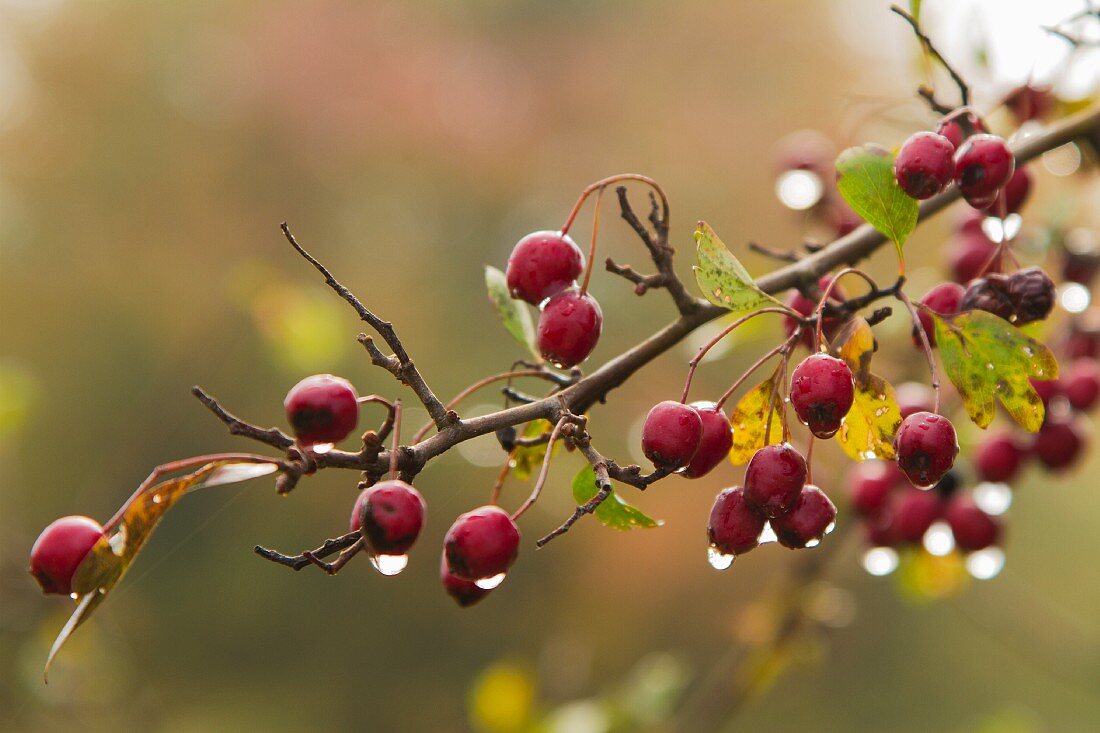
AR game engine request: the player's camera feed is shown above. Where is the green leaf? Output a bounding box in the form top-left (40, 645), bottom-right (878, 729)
top-left (934, 311), bottom-right (1059, 432)
top-left (693, 222), bottom-right (783, 313)
top-left (835, 145), bottom-right (918, 253)
top-left (485, 266), bottom-right (538, 359)
top-left (571, 465), bottom-right (661, 531)
top-left (510, 419), bottom-right (558, 480)
top-left (831, 318), bottom-right (902, 460)
top-left (728, 376), bottom-right (784, 465)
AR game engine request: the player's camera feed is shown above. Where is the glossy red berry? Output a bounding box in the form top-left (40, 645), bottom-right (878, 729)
top-left (505, 231), bottom-right (584, 305)
top-left (945, 497), bottom-right (1001, 552)
top-left (1064, 359), bottom-right (1100, 411)
top-left (954, 134), bottom-right (1015, 207)
top-left (949, 231), bottom-right (1001, 284)
top-left (708, 487), bottom-right (767, 556)
top-left (915, 282), bottom-right (964, 348)
top-left (29, 516), bottom-right (104, 595)
top-left (351, 480), bottom-right (426, 556)
top-left (935, 112), bottom-right (987, 150)
top-left (443, 506), bottom-right (521, 582)
top-left (992, 166), bottom-right (1032, 214)
top-left (895, 381), bottom-right (935, 419)
top-left (895, 132), bottom-right (956, 199)
top-left (790, 353), bottom-right (855, 438)
top-left (1032, 419), bottom-right (1084, 471)
top-left (536, 289), bottom-right (602, 368)
top-left (974, 433), bottom-right (1025, 484)
top-left (284, 374), bottom-right (359, 446)
top-left (743, 443), bottom-right (807, 518)
top-left (772, 485), bottom-right (836, 549)
top-left (440, 553), bottom-right (491, 607)
top-left (683, 402), bottom-right (733, 479)
top-left (890, 487), bottom-right (942, 544)
top-left (894, 411), bottom-right (959, 488)
top-left (848, 460), bottom-right (903, 516)
top-left (641, 400), bottom-right (703, 470)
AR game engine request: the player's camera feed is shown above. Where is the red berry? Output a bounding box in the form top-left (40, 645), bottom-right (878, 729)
top-left (1066, 329), bottom-right (1100, 360)
top-left (1064, 359), bottom-right (1100, 411)
top-left (945, 497), bottom-right (1001, 552)
top-left (890, 487), bottom-right (942, 544)
top-left (1004, 84), bottom-right (1055, 123)
top-left (351, 480), bottom-right (426, 556)
top-left (949, 231), bottom-right (1001, 284)
top-left (790, 353), bottom-right (855, 438)
top-left (992, 166), bottom-right (1032, 214)
top-left (783, 276), bottom-right (846, 349)
top-left (848, 460), bottom-right (903, 516)
top-left (683, 402), bottom-right (733, 479)
top-left (936, 112), bottom-right (987, 150)
top-left (641, 400), bottom-right (703, 470)
top-left (974, 433), bottom-right (1025, 483)
top-left (1030, 377), bottom-right (1062, 413)
top-left (774, 129), bottom-right (836, 176)
top-left (772, 485), bottom-right (837, 549)
top-left (536, 289), bottom-right (602, 368)
top-left (865, 511), bottom-right (899, 548)
top-left (895, 132), bottom-right (956, 199)
top-left (954, 134), bottom-right (1015, 205)
top-left (1032, 419), bottom-right (1085, 471)
top-left (284, 374), bottom-right (359, 446)
top-left (505, 231), bottom-right (584, 305)
top-left (895, 382), bottom-right (935, 419)
top-left (743, 443), bottom-right (807, 518)
top-left (29, 516), bottom-right (104, 595)
top-left (443, 506), bottom-right (521, 581)
top-left (894, 411), bottom-right (959, 488)
top-left (708, 487), bottom-right (767, 556)
top-left (440, 553), bottom-right (490, 607)
top-left (915, 282), bottom-right (964, 348)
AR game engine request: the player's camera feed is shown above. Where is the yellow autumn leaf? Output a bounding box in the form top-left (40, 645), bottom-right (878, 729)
top-left (728, 376), bottom-right (784, 465)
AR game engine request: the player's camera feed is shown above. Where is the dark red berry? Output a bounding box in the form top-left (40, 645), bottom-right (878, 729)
top-left (708, 487), bottom-right (767, 556)
top-left (949, 230), bottom-right (1001, 284)
top-left (1006, 267), bottom-right (1055, 326)
top-left (743, 443), bottom-right (807, 518)
top-left (826, 198), bottom-right (863, 237)
top-left (974, 433), bottom-right (1025, 483)
top-left (992, 166), bottom-right (1032, 214)
top-left (641, 400), bottom-right (703, 470)
top-left (683, 402), bottom-right (733, 479)
top-left (1004, 84), bottom-right (1055, 123)
top-left (443, 505), bottom-right (521, 581)
top-left (351, 480), bottom-right (426, 556)
top-left (954, 134), bottom-right (1015, 205)
top-left (945, 497), bottom-right (1001, 552)
top-left (29, 516), bottom-right (104, 595)
top-left (790, 353), bottom-right (855, 438)
top-left (284, 374), bottom-right (359, 446)
top-left (783, 275), bottom-right (847, 349)
top-left (865, 511), bottom-right (899, 548)
top-left (936, 112), bottom-right (987, 150)
top-left (1066, 328), bottom-right (1100, 360)
top-left (1032, 419), bottom-right (1085, 471)
top-left (915, 282), bottom-right (964, 347)
top-left (895, 382), bottom-right (935, 419)
top-left (848, 460), bottom-right (903, 516)
top-left (505, 231), bottom-right (584, 305)
top-left (440, 553), bottom-right (490, 607)
top-left (894, 411), bottom-right (959, 488)
top-left (890, 487), bottom-right (942, 544)
top-left (772, 485), bottom-right (837, 549)
top-left (1065, 359), bottom-right (1100, 411)
top-left (536, 289), bottom-right (602, 368)
top-left (895, 132), bottom-right (956, 199)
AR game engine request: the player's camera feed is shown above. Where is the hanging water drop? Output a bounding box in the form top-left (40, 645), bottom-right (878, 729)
top-left (475, 572), bottom-right (507, 590)
top-left (312, 442), bottom-right (335, 455)
top-left (758, 523), bottom-right (778, 545)
top-left (370, 554), bottom-right (408, 576)
top-left (707, 545), bottom-right (735, 570)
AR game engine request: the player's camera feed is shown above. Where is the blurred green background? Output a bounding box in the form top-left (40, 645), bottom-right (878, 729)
top-left (2, 1), bottom-right (1098, 731)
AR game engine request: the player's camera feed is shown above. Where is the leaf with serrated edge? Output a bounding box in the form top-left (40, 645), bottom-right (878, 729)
top-left (830, 318), bottom-right (902, 460)
top-left (571, 465), bottom-right (661, 531)
top-left (485, 266), bottom-right (538, 359)
top-left (835, 145), bottom-right (918, 252)
top-left (511, 419), bottom-right (559, 480)
top-left (934, 311), bottom-right (1059, 432)
top-left (45, 460), bottom-right (277, 680)
top-left (728, 376), bottom-right (784, 465)
top-left (693, 222), bottom-right (783, 313)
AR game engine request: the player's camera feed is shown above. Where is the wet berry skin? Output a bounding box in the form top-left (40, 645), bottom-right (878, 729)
top-left (641, 400), bottom-right (703, 470)
top-left (351, 480), bottom-right (426, 556)
top-left (895, 132), bottom-right (956, 199)
top-left (915, 282), bottom-right (964, 348)
top-left (974, 433), bottom-right (1025, 484)
top-left (743, 443), bottom-right (807, 518)
top-left (772, 485), bottom-right (836, 549)
top-left (936, 112), bottom-right (987, 150)
top-left (443, 505), bottom-right (521, 581)
top-left (505, 230), bottom-right (584, 305)
top-left (536, 289), bottom-right (602, 368)
top-left (848, 460), bottom-right (903, 516)
top-left (683, 402), bottom-right (733, 479)
top-left (954, 134), bottom-right (1015, 203)
top-left (890, 487), bottom-right (942, 543)
top-left (284, 374), bottom-right (359, 446)
top-left (1064, 359), bottom-right (1100, 412)
top-left (29, 516), bottom-right (104, 595)
top-left (708, 487), bottom-right (767, 556)
top-left (440, 553), bottom-right (491, 607)
top-left (894, 411), bottom-right (959, 488)
top-left (790, 353), bottom-right (855, 438)
top-left (1032, 419), bottom-right (1084, 471)
top-left (945, 497), bottom-right (1001, 552)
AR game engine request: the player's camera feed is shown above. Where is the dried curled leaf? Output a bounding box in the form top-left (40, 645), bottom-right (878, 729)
top-left (934, 311), bottom-right (1059, 432)
top-left (728, 376), bottom-right (784, 465)
top-left (45, 460), bottom-right (278, 679)
top-left (572, 465), bottom-right (661, 531)
top-left (510, 419), bottom-right (558, 480)
top-left (831, 318), bottom-right (902, 461)
top-left (693, 222), bottom-right (783, 314)
top-left (485, 265), bottom-right (538, 359)
top-left (835, 145), bottom-right (918, 255)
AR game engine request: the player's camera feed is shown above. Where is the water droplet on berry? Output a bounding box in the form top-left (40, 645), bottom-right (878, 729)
top-left (369, 554), bottom-right (408, 576)
top-left (805, 538), bottom-right (821, 548)
top-left (311, 442), bottom-right (335, 455)
top-left (824, 521), bottom-right (836, 535)
top-left (923, 521), bottom-right (955, 556)
top-left (973, 482), bottom-right (1013, 516)
top-left (707, 545), bottom-right (735, 570)
top-left (861, 546), bottom-right (899, 576)
top-left (966, 547), bottom-right (1005, 579)
top-left (758, 523), bottom-right (778, 545)
top-left (475, 572), bottom-right (507, 590)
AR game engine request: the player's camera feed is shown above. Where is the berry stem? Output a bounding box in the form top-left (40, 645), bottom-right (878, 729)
top-left (898, 294), bottom-right (941, 413)
top-left (560, 174), bottom-right (669, 237)
top-left (805, 435), bottom-right (815, 485)
top-left (811, 267), bottom-right (879, 351)
top-left (356, 394), bottom-right (397, 442)
top-left (511, 415), bottom-right (571, 521)
top-left (389, 399), bottom-right (402, 480)
top-left (579, 185), bottom-right (606, 296)
top-left (489, 455), bottom-right (514, 506)
top-left (714, 329), bottom-right (801, 410)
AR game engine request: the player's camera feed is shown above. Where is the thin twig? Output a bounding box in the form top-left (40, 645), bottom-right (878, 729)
top-left (254, 531), bottom-right (362, 571)
top-left (891, 4), bottom-right (970, 107)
